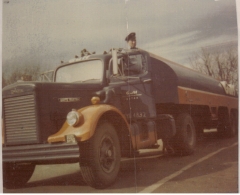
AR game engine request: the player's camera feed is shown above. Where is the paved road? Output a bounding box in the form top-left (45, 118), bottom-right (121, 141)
top-left (3, 130), bottom-right (238, 193)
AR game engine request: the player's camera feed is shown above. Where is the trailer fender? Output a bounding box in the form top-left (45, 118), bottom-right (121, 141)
top-left (47, 104), bottom-right (130, 143)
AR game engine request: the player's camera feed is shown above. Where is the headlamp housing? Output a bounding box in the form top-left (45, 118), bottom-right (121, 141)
top-left (66, 109), bottom-right (81, 127)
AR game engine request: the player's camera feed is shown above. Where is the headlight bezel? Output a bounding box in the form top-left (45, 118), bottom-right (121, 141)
top-left (66, 109), bottom-right (81, 127)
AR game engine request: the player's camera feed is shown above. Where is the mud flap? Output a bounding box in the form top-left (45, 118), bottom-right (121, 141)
top-left (156, 114), bottom-right (176, 155)
top-left (157, 114), bottom-right (176, 139)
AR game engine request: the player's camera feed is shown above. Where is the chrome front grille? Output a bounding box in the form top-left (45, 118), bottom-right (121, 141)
top-left (3, 94), bottom-right (38, 145)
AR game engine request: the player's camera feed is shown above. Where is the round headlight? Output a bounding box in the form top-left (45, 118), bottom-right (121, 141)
top-left (67, 110), bottom-right (80, 126)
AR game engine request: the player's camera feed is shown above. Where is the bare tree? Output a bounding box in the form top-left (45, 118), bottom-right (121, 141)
top-left (189, 45), bottom-right (238, 89)
top-left (2, 64), bottom-right (41, 88)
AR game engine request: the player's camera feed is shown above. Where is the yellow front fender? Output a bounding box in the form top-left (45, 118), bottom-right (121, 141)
top-left (48, 104), bottom-right (129, 143)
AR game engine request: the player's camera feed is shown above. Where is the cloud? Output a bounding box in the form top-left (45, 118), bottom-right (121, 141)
top-left (137, 0), bottom-right (238, 65)
top-left (143, 31), bottom-right (200, 50)
top-left (125, 0), bottom-right (237, 44)
top-left (2, 0), bottom-right (128, 67)
top-left (2, 0), bottom-right (238, 70)
top-left (141, 32), bottom-right (237, 66)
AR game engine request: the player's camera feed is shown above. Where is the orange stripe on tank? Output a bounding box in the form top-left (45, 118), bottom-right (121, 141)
top-left (177, 86), bottom-right (238, 110)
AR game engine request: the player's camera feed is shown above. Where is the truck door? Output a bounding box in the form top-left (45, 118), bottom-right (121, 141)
top-left (120, 52), bottom-right (156, 119)
top-left (109, 51), bottom-right (157, 147)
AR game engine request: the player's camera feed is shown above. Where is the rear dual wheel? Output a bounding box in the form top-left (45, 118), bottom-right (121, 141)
top-left (79, 122), bottom-right (121, 189)
top-left (169, 113), bottom-right (196, 156)
top-left (217, 113), bottom-right (237, 138)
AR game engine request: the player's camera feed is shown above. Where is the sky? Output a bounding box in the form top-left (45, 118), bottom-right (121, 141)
top-left (1, 0), bottom-right (238, 71)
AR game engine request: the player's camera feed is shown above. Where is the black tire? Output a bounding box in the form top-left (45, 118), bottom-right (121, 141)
top-left (79, 122), bottom-right (121, 189)
top-left (171, 113), bottom-right (196, 156)
top-left (226, 114), bottom-right (237, 137)
top-left (217, 124), bottom-right (227, 137)
top-left (195, 124), bottom-right (204, 141)
top-left (3, 162), bottom-right (35, 189)
top-left (217, 113), bottom-right (237, 138)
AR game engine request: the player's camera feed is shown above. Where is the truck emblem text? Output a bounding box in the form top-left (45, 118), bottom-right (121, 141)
top-left (124, 90), bottom-right (142, 100)
top-left (11, 88), bottom-right (23, 94)
top-left (58, 97), bottom-right (81, 102)
top-left (126, 90), bottom-right (141, 96)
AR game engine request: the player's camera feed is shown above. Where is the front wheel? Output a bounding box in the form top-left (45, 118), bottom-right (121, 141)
top-left (79, 122), bottom-right (121, 189)
top-left (3, 163), bottom-right (35, 189)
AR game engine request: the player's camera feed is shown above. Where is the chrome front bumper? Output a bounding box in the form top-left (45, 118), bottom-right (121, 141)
top-left (2, 142), bottom-right (79, 163)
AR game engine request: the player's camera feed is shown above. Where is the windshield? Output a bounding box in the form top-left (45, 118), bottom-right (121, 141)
top-left (55, 60), bottom-right (103, 83)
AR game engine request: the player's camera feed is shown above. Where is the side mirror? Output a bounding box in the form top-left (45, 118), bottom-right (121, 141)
top-left (112, 48), bottom-right (118, 75)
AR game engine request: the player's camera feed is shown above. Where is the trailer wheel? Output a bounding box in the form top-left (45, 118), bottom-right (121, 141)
top-left (79, 122), bottom-right (121, 189)
top-left (229, 114), bottom-right (237, 137)
top-left (195, 124), bottom-right (204, 141)
top-left (3, 162), bottom-right (35, 189)
top-left (224, 114), bottom-right (237, 138)
top-left (217, 112), bottom-right (237, 138)
top-left (172, 113), bottom-right (196, 156)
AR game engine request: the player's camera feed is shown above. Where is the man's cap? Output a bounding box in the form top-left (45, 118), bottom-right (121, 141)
top-left (125, 32), bottom-right (136, 41)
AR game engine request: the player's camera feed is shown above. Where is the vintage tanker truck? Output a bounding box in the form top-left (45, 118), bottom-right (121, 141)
top-left (2, 48), bottom-right (238, 189)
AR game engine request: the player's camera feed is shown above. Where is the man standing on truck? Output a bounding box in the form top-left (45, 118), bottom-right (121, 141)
top-left (125, 32), bottom-right (137, 49)
top-left (124, 32), bottom-right (146, 75)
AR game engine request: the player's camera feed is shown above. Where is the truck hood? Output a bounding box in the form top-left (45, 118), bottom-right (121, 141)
top-left (3, 81), bottom-right (103, 113)
top-left (2, 81), bottom-right (104, 144)
top-left (3, 81), bottom-right (102, 97)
